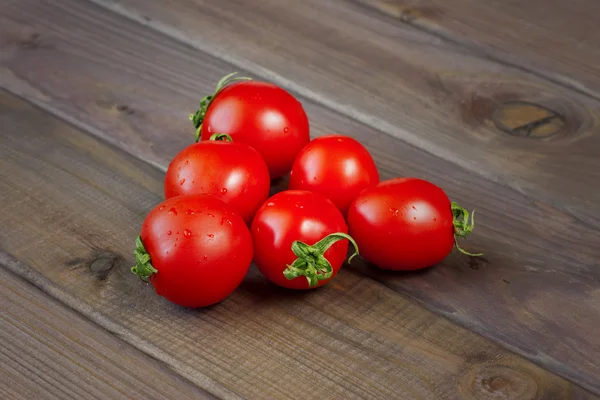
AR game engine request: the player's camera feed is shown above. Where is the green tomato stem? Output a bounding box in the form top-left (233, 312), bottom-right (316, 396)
top-left (209, 133), bottom-right (233, 142)
top-left (283, 232), bottom-right (359, 287)
top-left (189, 72), bottom-right (252, 142)
top-left (131, 235), bottom-right (158, 281)
top-left (451, 201), bottom-right (483, 257)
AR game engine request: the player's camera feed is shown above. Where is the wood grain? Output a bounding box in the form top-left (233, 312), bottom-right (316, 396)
top-left (86, 0), bottom-right (600, 228)
top-left (0, 90), bottom-right (597, 399)
top-left (0, 267), bottom-right (215, 400)
top-left (353, 0), bottom-right (600, 99)
top-left (2, 0), bottom-right (600, 393)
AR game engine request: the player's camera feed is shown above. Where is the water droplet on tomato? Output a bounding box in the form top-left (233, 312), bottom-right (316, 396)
top-left (207, 233), bottom-right (214, 238)
top-left (185, 160), bottom-right (189, 165)
top-left (337, 138), bottom-right (343, 142)
top-left (186, 209), bottom-right (195, 215)
top-left (433, 218), bottom-right (437, 222)
top-left (180, 178), bottom-right (186, 185)
top-left (183, 229), bottom-right (192, 238)
top-left (284, 127), bottom-right (289, 133)
top-left (168, 208), bottom-right (177, 216)
top-left (203, 255), bottom-right (208, 261)
top-left (267, 202), bottom-right (275, 207)
top-left (167, 230), bottom-right (172, 235)
top-left (207, 212), bottom-right (215, 217)
top-left (221, 188), bottom-right (228, 194)
top-left (294, 202), bottom-right (304, 209)
top-left (390, 208), bottom-right (399, 217)
top-left (159, 205), bottom-right (166, 211)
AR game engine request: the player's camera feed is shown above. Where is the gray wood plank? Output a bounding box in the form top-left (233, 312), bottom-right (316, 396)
top-left (87, 0), bottom-right (600, 228)
top-left (354, 0), bottom-right (600, 100)
top-left (0, 90), bottom-right (597, 400)
top-left (2, 0), bottom-right (600, 393)
top-left (0, 268), bottom-right (215, 400)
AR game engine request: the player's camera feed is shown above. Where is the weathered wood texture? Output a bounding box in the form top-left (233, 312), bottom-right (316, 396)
top-left (0, 267), bottom-right (214, 400)
top-left (2, 0), bottom-right (600, 393)
top-left (88, 0), bottom-right (600, 228)
top-left (354, 0), bottom-right (600, 99)
top-left (1, 91), bottom-right (597, 400)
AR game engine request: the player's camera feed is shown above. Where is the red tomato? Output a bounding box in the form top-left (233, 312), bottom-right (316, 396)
top-left (289, 134), bottom-right (379, 216)
top-left (251, 190), bottom-right (358, 289)
top-left (191, 73), bottom-right (310, 179)
top-left (347, 178), bottom-right (480, 270)
top-left (132, 194), bottom-right (253, 308)
top-left (164, 134), bottom-right (270, 224)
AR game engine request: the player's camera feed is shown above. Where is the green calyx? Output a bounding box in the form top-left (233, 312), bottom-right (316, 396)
top-left (451, 201), bottom-right (483, 257)
top-left (283, 232), bottom-right (359, 287)
top-left (189, 72), bottom-right (252, 142)
top-left (131, 235), bottom-right (158, 281)
top-left (209, 133), bottom-right (233, 142)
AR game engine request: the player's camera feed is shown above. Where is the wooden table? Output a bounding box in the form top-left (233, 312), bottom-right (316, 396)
top-left (1, 0), bottom-right (599, 398)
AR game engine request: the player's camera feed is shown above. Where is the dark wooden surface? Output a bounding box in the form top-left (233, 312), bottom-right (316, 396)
top-left (0, 267), bottom-right (215, 400)
top-left (2, 90), bottom-right (593, 399)
top-left (1, 0), bottom-right (600, 398)
top-left (355, 0), bottom-right (600, 99)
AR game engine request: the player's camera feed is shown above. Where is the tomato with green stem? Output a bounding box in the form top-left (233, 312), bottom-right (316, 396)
top-left (132, 194), bottom-right (253, 308)
top-left (164, 133), bottom-right (270, 224)
top-left (347, 178), bottom-right (481, 271)
top-left (251, 190), bottom-right (359, 289)
top-left (190, 73), bottom-right (310, 179)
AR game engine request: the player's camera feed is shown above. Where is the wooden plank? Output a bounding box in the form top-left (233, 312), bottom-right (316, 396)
top-left (0, 92), bottom-right (596, 400)
top-left (0, 267), bottom-right (215, 400)
top-left (2, 0), bottom-right (600, 393)
top-left (353, 0), bottom-right (600, 100)
top-left (85, 0), bottom-right (600, 228)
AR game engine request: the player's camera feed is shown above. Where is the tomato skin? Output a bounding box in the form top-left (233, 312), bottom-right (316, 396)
top-left (251, 190), bottom-right (349, 289)
top-left (164, 140), bottom-right (270, 224)
top-left (347, 178), bottom-right (454, 270)
top-left (200, 81), bottom-right (310, 179)
top-left (289, 134), bottom-right (379, 216)
top-left (140, 194), bottom-right (253, 308)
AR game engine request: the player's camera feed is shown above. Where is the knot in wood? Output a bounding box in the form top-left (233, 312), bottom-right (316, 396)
top-left (458, 364), bottom-right (540, 400)
top-left (492, 101), bottom-right (565, 138)
top-left (89, 254), bottom-right (116, 280)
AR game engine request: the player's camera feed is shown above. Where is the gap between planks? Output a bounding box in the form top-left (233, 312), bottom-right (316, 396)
top-left (350, 0), bottom-right (600, 102)
top-left (0, 252), bottom-right (240, 400)
top-left (0, 265), bottom-right (217, 400)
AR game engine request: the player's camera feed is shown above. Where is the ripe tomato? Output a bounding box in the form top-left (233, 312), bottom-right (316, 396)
top-left (190, 73), bottom-right (310, 179)
top-left (251, 190), bottom-right (358, 289)
top-left (132, 194), bottom-right (253, 308)
top-left (289, 134), bottom-right (379, 216)
top-left (164, 134), bottom-right (270, 224)
top-left (347, 178), bottom-right (480, 270)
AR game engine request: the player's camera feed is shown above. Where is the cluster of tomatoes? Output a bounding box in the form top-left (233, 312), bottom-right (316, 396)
top-left (132, 73), bottom-right (480, 308)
